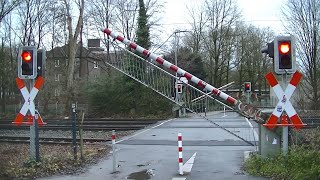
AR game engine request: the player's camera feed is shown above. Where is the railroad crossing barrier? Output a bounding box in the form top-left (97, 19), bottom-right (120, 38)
top-left (102, 28), bottom-right (269, 124)
top-left (98, 28), bottom-right (260, 145)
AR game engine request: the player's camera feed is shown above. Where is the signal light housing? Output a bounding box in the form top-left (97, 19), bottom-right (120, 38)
top-left (261, 41), bottom-right (274, 58)
top-left (37, 49), bottom-right (46, 77)
top-left (244, 82), bottom-right (251, 93)
top-left (18, 46), bottom-right (37, 79)
top-left (274, 36), bottom-right (296, 74)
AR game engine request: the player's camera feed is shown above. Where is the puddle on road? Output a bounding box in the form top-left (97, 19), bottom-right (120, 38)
top-left (127, 169), bottom-right (154, 180)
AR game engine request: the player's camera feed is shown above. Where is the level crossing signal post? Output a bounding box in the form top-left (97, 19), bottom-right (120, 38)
top-left (244, 82), bottom-right (251, 104)
top-left (261, 35), bottom-right (305, 156)
top-left (14, 46), bottom-right (46, 162)
top-left (175, 77), bottom-right (187, 117)
top-left (175, 82), bottom-right (183, 117)
top-left (71, 104), bottom-right (77, 160)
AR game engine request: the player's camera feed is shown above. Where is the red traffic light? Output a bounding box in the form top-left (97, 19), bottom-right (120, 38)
top-left (273, 36), bottom-right (295, 74)
top-left (177, 84), bottom-right (182, 93)
top-left (244, 82), bottom-right (251, 92)
top-left (21, 51), bottom-right (32, 62)
top-left (279, 42), bottom-right (290, 54)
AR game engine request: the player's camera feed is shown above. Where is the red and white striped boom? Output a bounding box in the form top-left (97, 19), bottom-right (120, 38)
top-left (102, 28), bottom-right (268, 123)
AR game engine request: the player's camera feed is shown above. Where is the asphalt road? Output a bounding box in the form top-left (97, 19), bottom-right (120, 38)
top-left (43, 111), bottom-right (266, 180)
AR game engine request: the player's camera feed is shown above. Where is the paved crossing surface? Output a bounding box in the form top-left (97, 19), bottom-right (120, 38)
top-left (43, 112), bottom-right (266, 180)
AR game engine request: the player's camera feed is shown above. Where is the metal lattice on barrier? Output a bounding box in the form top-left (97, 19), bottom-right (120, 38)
top-left (88, 37), bottom-right (257, 145)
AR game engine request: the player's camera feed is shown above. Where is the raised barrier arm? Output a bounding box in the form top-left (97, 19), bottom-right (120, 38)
top-left (102, 28), bottom-right (268, 124)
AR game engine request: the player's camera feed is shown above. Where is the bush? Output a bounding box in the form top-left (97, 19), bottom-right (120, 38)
top-left (244, 147), bottom-right (320, 180)
top-left (85, 74), bottom-right (172, 118)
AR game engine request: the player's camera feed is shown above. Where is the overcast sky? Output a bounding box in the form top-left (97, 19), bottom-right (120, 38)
top-left (160, 0), bottom-right (286, 38)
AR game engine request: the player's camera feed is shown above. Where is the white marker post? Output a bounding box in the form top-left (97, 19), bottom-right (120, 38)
top-left (178, 133), bottom-right (183, 175)
top-left (112, 130), bottom-right (117, 172)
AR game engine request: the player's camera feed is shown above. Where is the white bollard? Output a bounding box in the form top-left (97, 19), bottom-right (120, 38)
top-left (178, 132), bottom-right (183, 175)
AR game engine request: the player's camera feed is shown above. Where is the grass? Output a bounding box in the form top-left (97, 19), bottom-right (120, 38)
top-left (244, 147), bottom-right (320, 180)
top-left (244, 127), bottom-right (320, 180)
top-left (0, 143), bottom-right (110, 179)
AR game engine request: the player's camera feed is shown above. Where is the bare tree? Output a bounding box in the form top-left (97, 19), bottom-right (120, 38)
top-left (185, 3), bottom-right (206, 54)
top-left (111, 0), bottom-right (138, 40)
top-left (232, 24), bottom-right (273, 100)
top-left (17, 0), bottom-right (37, 45)
top-left (86, 0), bottom-right (113, 34)
top-left (283, 0), bottom-right (320, 109)
top-left (15, 0), bottom-right (53, 47)
top-left (62, 0), bottom-right (84, 115)
top-left (183, 0), bottom-right (274, 102)
top-left (0, 0), bottom-right (20, 23)
top-left (87, 0), bottom-right (164, 47)
top-left (201, 0), bottom-right (241, 87)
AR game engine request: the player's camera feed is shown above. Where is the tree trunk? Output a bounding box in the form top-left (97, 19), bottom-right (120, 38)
top-left (64, 42), bottom-right (77, 115)
top-left (63, 0), bottom-right (84, 116)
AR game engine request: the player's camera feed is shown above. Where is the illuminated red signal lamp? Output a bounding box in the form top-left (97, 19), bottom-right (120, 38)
top-left (278, 41), bottom-right (292, 69)
top-left (177, 84), bottom-right (182, 93)
top-left (21, 51), bottom-right (32, 62)
top-left (244, 82), bottom-right (251, 92)
top-left (279, 42), bottom-right (290, 54)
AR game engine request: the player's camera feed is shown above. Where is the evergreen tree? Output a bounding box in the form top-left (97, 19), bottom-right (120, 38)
top-left (136, 0), bottom-right (150, 49)
top-left (86, 0), bottom-right (171, 117)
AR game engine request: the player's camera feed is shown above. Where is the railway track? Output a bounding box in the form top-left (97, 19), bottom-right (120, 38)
top-left (0, 135), bottom-right (110, 144)
top-left (0, 118), bottom-right (161, 131)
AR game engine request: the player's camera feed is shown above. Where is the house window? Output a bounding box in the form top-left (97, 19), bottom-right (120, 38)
top-left (54, 89), bottom-right (60, 96)
top-left (55, 59), bottom-right (60, 67)
top-left (54, 74), bottom-right (60, 81)
top-left (94, 61), bottom-right (98, 68)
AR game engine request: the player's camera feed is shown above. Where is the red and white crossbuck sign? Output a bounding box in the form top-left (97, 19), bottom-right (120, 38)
top-left (13, 76), bottom-right (45, 126)
top-left (264, 71), bottom-right (304, 129)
